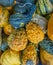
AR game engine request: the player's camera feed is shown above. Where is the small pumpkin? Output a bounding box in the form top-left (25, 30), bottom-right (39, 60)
top-left (4, 24), bottom-right (14, 35)
top-left (21, 43), bottom-right (39, 65)
top-left (32, 14), bottom-right (48, 33)
top-left (7, 28), bottom-right (28, 52)
top-left (26, 22), bottom-right (44, 45)
top-left (36, 0), bottom-right (53, 15)
top-left (0, 0), bottom-right (14, 7)
top-left (39, 38), bottom-right (53, 65)
top-left (9, 3), bottom-right (36, 29)
top-left (0, 49), bottom-right (21, 65)
top-left (0, 6), bottom-right (9, 27)
top-left (47, 14), bottom-right (53, 41)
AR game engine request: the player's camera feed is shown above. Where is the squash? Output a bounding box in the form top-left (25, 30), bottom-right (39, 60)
top-left (4, 24), bottom-right (14, 35)
top-left (26, 22), bottom-right (44, 45)
top-left (0, 0), bottom-right (14, 7)
top-left (7, 28), bottom-right (28, 52)
top-left (21, 43), bottom-right (39, 65)
top-left (36, 0), bottom-right (53, 15)
top-left (0, 49), bottom-right (21, 65)
top-left (47, 14), bottom-right (53, 41)
top-left (39, 38), bottom-right (53, 65)
top-left (0, 6), bottom-right (9, 27)
top-left (9, 4), bottom-right (36, 29)
top-left (32, 14), bottom-right (48, 33)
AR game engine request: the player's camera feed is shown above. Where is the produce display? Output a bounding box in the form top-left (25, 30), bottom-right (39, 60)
top-left (0, 0), bottom-right (53, 65)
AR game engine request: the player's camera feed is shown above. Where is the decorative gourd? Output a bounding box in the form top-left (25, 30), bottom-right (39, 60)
top-left (32, 14), bottom-right (48, 33)
top-left (7, 28), bottom-right (28, 52)
top-left (9, 3), bottom-right (36, 29)
top-left (0, 6), bottom-right (9, 27)
top-left (0, 49), bottom-right (21, 65)
top-left (47, 14), bottom-right (53, 41)
top-left (4, 24), bottom-right (14, 35)
top-left (36, 0), bottom-right (53, 15)
top-left (26, 22), bottom-right (44, 45)
top-left (21, 43), bottom-right (39, 65)
top-left (39, 38), bottom-right (53, 65)
top-left (0, 0), bottom-right (14, 7)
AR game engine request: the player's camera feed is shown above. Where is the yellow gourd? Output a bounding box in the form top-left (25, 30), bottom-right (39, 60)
top-left (0, 49), bottom-right (21, 65)
top-left (47, 14), bottom-right (53, 41)
top-left (4, 24), bottom-right (14, 35)
top-left (40, 48), bottom-right (53, 65)
top-left (0, 6), bottom-right (9, 27)
top-left (26, 22), bottom-right (44, 45)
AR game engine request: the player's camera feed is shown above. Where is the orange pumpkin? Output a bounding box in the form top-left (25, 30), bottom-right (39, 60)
top-left (4, 24), bottom-right (14, 35)
top-left (47, 14), bottom-right (53, 41)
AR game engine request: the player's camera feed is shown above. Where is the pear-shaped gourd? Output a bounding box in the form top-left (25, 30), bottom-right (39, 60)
top-left (47, 14), bottom-right (53, 41)
top-left (21, 43), bottom-right (39, 65)
top-left (4, 24), bottom-right (14, 35)
top-left (39, 38), bottom-right (53, 65)
top-left (0, 49), bottom-right (21, 65)
top-left (36, 0), bottom-right (53, 15)
top-left (0, 6), bottom-right (9, 27)
top-left (26, 22), bottom-right (44, 45)
top-left (7, 28), bottom-right (28, 51)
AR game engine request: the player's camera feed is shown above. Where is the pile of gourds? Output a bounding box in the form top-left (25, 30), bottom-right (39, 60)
top-left (0, 0), bottom-right (53, 65)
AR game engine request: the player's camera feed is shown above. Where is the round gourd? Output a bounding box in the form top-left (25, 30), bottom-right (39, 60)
top-left (21, 43), bottom-right (39, 65)
top-left (39, 38), bottom-right (53, 65)
top-left (26, 22), bottom-right (44, 45)
top-left (0, 49), bottom-right (21, 65)
top-left (36, 0), bottom-right (53, 15)
top-left (7, 28), bottom-right (28, 52)
top-left (0, 0), bottom-right (14, 7)
top-left (32, 14), bottom-right (48, 33)
top-left (4, 24), bottom-right (14, 35)
top-left (47, 14), bottom-right (53, 41)
top-left (9, 3), bottom-right (36, 29)
top-left (0, 6), bottom-right (9, 27)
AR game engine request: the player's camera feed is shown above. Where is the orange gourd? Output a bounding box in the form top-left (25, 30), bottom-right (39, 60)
top-left (47, 14), bottom-right (53, 41)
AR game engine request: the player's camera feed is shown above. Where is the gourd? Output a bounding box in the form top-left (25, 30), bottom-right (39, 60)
top-left (39, 38), bottom-right (53, 65)
top-left (9, 3), bottom-right (36, 29)
top-left (47, 14), bottom-right (53, 41)
top-left (32, 14), bottom-right (48, 33)
top-left (0, 6), bottom-right (9, 27)
top-left (0, 0), bottom-right (14, 7)
top-left (21, 43), bottom-right (39, 65)
top-left (4, 24), bottom-right (14, 35)
top-left (7, 28), bottom-right (28, 52)
top-left (26, 22), bottom-right (44, 45)
top-left (0, 49), bottom-right (21, 65)
top-left (36, 0), bottom-right (53, 15)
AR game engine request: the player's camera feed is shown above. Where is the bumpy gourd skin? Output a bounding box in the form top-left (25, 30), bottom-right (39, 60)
top-left (0, 49), bottom-right (21, 65)
top-left (47, 14), bottom-right (53, 41)
top-left (7, 28), bottom-right (28, 52)
top-left (26, 22), bottom-right (44, 45)
top-left (0, 0), bottom-right (14, 7)
top-left (40, 48), bottom-right (53, 65)
top-left (0, 6), bottom-right (9, 27)
top-left (9, 3), bottom-right (36, 29)
top-left (4, 24), bottom-right (14, 35)
top-left (21, 43), bottom-right (38, 65)
top-left (36, 0), bottom-right (53, 15)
